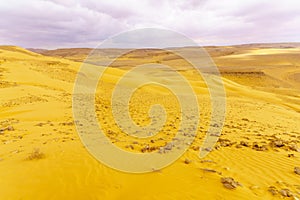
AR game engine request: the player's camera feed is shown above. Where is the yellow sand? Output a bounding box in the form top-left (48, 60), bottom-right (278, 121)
top-left (0, 46), bottom-right (300, 199)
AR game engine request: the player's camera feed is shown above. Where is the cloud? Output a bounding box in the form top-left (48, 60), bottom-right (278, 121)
top-left (0, 0), bottom-right (299, 48)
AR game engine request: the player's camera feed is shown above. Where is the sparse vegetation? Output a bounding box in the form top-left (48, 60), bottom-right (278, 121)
top-left (27, 148), bottom-right (45, 160)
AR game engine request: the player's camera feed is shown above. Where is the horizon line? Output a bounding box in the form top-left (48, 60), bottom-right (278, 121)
top-left (1, 41), bottom-right (300, 51)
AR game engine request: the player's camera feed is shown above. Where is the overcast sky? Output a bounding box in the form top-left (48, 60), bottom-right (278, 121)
top-left (0, 0), bottom-right (299, 49)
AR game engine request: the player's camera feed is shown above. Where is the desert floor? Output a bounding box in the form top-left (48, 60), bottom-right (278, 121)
top-left (0, 44), bottom-right (300, 199)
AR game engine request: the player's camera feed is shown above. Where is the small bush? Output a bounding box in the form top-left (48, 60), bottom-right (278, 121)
top-left (27, 148), bottom-right (45, 160)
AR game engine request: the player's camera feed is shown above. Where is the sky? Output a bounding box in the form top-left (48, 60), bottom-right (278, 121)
top-left (0, 0), bottom-right (300, 49)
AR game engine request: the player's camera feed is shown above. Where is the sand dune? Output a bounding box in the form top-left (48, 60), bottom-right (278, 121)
top-left (0, 45), bottom-right (300, 199)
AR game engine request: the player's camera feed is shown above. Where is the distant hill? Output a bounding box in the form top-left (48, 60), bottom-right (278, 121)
top-left (27, 42), bottom-right (300, 62)
top-left (231, 42), bottom-right (300, 48)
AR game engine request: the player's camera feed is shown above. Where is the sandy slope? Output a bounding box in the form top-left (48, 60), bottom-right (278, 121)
top-left (0, 45), bottom-right (300, 199)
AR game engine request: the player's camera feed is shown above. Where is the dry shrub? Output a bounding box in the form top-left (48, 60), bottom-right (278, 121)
top-left (27, 148), bottom-right (45, 160)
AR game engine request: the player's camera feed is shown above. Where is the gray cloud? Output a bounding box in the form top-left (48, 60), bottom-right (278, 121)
top-left (0, 0), bottom-right (299, 48)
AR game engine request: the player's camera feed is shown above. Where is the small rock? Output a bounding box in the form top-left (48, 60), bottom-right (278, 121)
top-left (200, 160), bottom-right (215, 163)
top-left (280, 189), bottom-right (293, 197)
top-left (191, 146), bottom-right (199, 151)
top-left (211, 123), bottom-right (219, 127)
top-left (201, 168), bottom-right (219, 174)
top-left (164, 142), bottom-right (173, 151)
top-left (214, 145), bottom-right (221, 150)
top-left (35, 122), bottom-right (44, 127)
top-left (221, 177), bottom-right (241, 189)
top-left (240, 141), bottom-right (249, 147)
top-left (252, 142), bottom-right (268, 151)
top-left (241, 118), bottom-right (249, 122)
top-left (158, 143), bottom-right (174, 154)
top-left (272, 140), bottom-right (285, 147)
top-left (184, 158), bottom-right (191, 164)
top-left (289, 144), bottom-right (300, 152)
top-left (203, 147), bottom-right (212, 152)
top-left (210, 133), bottom-right (220, 137)
top-left (149, 146), bottom-right (157, 151)
top-left (125, 145), bottom-right (134, 150)
top-left (141, 145), bottom-right (150, 153)
top-left (268, 186), bottom-right (278, 195)
top-left (219, 139), bottom-right (233, 147)
top-left (223, 167), bottom-right (230, 171)
top-left (294, 167), bottom-right (300, 175)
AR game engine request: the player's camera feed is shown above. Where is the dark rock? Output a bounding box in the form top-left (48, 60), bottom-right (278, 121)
top-left (271, 140), bottom-right (285, 148)
top-left (141, 145), bottom-right (150, 153)
top-left (125, 145), bottom-right (134, 150)
top-left (184, 158), bottom-right (191, 164)
top-left (203, 147), bottom-right (212, 152)
top-left (219, 139), bottom-right (234, 147)
top-left (211, 123), bottom-right (219, 127)
top-left (252, 142), bottom-right (268, 151)
top-left (240, 141), bottom-right (249, 147)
